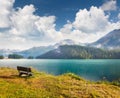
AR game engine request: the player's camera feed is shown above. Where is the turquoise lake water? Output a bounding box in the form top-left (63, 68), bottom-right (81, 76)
top-left (0, 59), bottom-right (120, 81)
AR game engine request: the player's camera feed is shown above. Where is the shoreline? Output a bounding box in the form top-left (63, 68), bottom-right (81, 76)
top-left (0, 67), bottom-right (120, 97)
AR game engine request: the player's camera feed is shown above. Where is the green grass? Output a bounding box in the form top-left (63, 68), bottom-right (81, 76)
top-left (0, 67), bottom-right (120, 98)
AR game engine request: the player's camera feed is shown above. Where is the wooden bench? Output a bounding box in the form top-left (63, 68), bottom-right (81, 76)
top-left (17, 66), bottom-right (32, 77)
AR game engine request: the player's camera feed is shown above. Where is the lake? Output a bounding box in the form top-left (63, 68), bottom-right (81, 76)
top-left (0, 59), bottom-right (120, 81)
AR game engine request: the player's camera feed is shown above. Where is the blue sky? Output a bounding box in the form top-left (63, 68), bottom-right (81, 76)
top-left (14, 0), bottom-right (119, 29)
top-left (14, 0), bottom-right (102, 29)
top-left (0, 0), bottom-right (120, 49)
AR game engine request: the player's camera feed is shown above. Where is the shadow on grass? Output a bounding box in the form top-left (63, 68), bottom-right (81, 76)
top-left (0, 75), bottom-right (33, 81)
top-left (0, 75), bottom-right (18, 79)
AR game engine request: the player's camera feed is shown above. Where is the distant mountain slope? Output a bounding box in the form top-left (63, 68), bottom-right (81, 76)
top-left (16, 39), bottom-right (84, 58)
top-left (36, 45), bottom-right (120, 59)
top-left (1, 30), bottom-right (120, 58)
top-left (91, 29), bottom-right (120, 49)
top-left (54, 39), bottom-right (84, 48)
top-left (0, 49), bottom-right (19, 56)
top-left (17, 46), bottom-right (54, 58)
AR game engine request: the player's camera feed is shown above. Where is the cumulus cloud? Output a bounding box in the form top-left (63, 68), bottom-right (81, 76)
top-left (10, 5), bottom-right (37, 36)
top-left (73, 6), bottom-right (109, 33)
top-left (60, 20), bottom-right (73, 34)
top-left (101, 0), bottom-right (117, 11)
top-left (10, 4), bottom-right (61, 41)
top-left (118, 13), bottom-right (120, 19)
top-left (0, 0), bottom-right (120, 49)
top-left (0, 0), bottom-right (62, 49)
top-left (0, 0), bottom-right (14, 28)
top-left (60, 6), bottom-right (120, 43)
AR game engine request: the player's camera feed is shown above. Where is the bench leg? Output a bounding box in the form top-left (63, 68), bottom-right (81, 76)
top-left (19, 73), bottom-right (22, 76)
top-left (29, 73), bottom-right (32, 76)
top-left (28, 73), bottom-right (32, 76)
top-left (19, 72), bottom-right (32, 77)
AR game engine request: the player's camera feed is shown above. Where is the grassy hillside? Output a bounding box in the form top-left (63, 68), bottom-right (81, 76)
top-left (36, 45), bottom-right (120, 59)
top-left (0, 67), bottom-right (120, 98)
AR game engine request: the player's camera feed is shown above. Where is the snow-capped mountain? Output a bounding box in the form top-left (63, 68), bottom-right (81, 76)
top-left (91, 29), bottom-right (120, 49)
top-left (54, 39), bottom-right (85, 48)
top-left (16, 46), bottom-right (54, 58)
top-left (1, 29), bottom-right (120, 58)
top-left (0, 49), bottom-right (19, 56)
top-left (16, 39), bottom-right (84, 57)
top-left (16, 39), bottom-right (82, 57)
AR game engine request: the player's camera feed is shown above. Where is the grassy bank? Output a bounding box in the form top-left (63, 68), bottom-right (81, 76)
top-left (0, 67), bottom-right (120, 98)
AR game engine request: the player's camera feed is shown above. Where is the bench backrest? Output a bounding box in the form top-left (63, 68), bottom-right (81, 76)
top-left (17, 66), bottom-right (31, 72)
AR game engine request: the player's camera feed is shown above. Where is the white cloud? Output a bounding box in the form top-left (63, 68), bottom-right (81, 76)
top-left (60, 20), bottom-right (73, 34)
top-left (101, 0), bottom-right (117, 11)
top-left (0, 0), bottom-right (14, 28)
top-left (10, 4), bottom-right (62, 42)
top-left (0, 1), bottom-right (61, 49)
top-left (35, 16), bottom-right (60, 40)
top-left (0, 0), bottom-right (120, 50)
top-left (73, 6), bottom-right (109, 33)
top-left (10, 5), bottom-right (37, 35)
top-left (118, 13), bottom-right (120, 19)
top-left (60, 6), bottom-right (120, 43)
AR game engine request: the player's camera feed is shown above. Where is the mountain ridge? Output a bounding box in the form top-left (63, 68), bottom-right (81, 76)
top-left (0, 29), bottom-right (120, 58)
top-left (36, 45), bottom-right (120, 59)
top-left (91, 29), bottom-right (120, 49)
top-left (15, 39), bottom-right (84, 57)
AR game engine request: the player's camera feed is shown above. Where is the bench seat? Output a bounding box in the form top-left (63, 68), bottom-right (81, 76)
top-left (17, 66), bottom-right (32, 76)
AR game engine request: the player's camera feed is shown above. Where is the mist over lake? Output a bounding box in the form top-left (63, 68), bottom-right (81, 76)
top-left (0, 59), bottom-right (120, 81)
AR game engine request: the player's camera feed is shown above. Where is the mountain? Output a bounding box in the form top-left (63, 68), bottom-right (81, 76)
top-left (36, 45), bottom-right (120, 59)
top-left (91, 29), bottom-right (120, 49)
top-left (16, 39), bottom-right (84, 58)
top-left (54, 39), bottom-right (84, 48)
top-left (16, 46), bottom-right (54, 58)
top-left (0, 39), bottom-right (79, 58)
top-left (1, 30), bottom-right (120, 58)
top-left (0, 49), bottom-right (19, 57)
